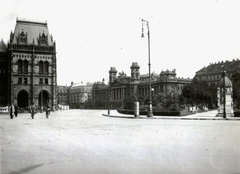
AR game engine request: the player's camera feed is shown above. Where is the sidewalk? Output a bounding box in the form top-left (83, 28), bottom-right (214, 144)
top-left (102, 110), bottom-right (240, 121)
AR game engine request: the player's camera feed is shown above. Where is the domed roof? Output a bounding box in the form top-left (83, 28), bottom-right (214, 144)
top-left (218, 72), bottom-right (232, 88)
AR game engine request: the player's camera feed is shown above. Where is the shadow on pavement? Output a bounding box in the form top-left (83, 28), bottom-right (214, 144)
top-left (8, 164), bottom-right (44, 174)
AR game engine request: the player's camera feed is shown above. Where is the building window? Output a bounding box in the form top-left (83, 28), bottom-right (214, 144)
top-left (44, 61), bottom-right (49, 74)
top-left (39, 78), bottom-right (43, 84)
top-left (24, 78), bottom-right (27, 84)
top-left (39, 61), bottom-right (43, 74)
top-left (23, 60), bottom-right (28, 73)
top-left (45, 78), bottom-right (48, 84)
top-left (18, 78), bottom-right (22, 84)
top-left (18, 60), bottom-right (23, 73)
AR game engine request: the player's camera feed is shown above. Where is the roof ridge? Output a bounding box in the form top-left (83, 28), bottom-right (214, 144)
top-left (17, 19), bottom-right (47, 26)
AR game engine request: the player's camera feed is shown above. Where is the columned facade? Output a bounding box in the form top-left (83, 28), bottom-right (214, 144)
top-left (92, 62), bottom-right (192, 109)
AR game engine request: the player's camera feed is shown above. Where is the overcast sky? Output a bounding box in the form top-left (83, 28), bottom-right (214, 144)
top-left (1, 0), bottom-right (240, 85)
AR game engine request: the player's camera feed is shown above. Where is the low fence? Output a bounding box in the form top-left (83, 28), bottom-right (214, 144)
top-left (0, 106), bottom-right (9, 113)
top-left (58, 104), bottom-right (69, 110)
top-left (117, 108), bottom-right (181, 116)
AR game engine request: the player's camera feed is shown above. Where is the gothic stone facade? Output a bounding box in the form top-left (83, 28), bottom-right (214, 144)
top-left (0, 40), bottom-right (8, 106)
top-left (0, 20), bottom-right (57, 109)
top-left (92, 62), bottom-right (192, 109)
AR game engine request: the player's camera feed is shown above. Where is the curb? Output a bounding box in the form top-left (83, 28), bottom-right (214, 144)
top-left (102, 114), bottom-right (240, 121)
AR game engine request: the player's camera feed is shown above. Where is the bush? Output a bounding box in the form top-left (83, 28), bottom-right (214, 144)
top-left (123, 96), bottom-right (137, 110)
top-left (117, 108), bottom-right (181, 116)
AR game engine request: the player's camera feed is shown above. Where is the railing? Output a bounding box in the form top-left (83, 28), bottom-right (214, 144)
top-left (11, 44), bottom-right (54, 52)
top-left (0, 106), bottom-right (8, 113)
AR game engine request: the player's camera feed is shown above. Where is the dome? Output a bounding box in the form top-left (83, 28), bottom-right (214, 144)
top-left (218, 72), bottom-right (232, 88)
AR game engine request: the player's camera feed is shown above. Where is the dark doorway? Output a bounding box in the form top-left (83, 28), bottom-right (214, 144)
top-left (39, 90), bottom-right (49, 109)
top-left (17, 90), bottom-right (28, 108)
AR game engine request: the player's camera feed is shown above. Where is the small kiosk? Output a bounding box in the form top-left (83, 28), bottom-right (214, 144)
top-left (217, 72), bottom-right (233, 117)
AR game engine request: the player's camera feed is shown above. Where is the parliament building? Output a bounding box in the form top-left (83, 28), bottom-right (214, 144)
top-left (92, 62), bottom-right (192, 109)
top-left (0, 19), bottom-right (57, 110)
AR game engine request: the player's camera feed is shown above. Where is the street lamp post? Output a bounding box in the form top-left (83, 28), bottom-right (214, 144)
top-left (141, 19), bottom-right (153, 117)
top-left (221, 61), bottom-right (226, 119)
top-left (108, 86), bottom-right (111, 115)
top-left (41, 84), bottom-right (43, 113)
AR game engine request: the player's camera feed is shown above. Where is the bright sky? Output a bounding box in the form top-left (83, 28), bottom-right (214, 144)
top-left (1, 0), bottom-right (240, 86)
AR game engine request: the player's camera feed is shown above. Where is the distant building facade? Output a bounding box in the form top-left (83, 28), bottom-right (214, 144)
top-left (56, 85), bottom-right (69, 105)
top-left (0, 19), bottom-right (57, 109)
top-left (194, 59), bottom-right (240, 106)
top-left (69, 82), bottom-right (93, 109)
top-left (92, 62), bottom-right (192, 109)
top-left (194, 59), bottom-right (240, 84)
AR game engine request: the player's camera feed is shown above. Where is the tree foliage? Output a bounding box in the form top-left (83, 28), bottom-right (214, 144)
top-left (122, 92), bottom-right (181, 111)
top-left (122, 95), bottom-right (137, 110)
top-left (182, 77), bottom-right (217, 108)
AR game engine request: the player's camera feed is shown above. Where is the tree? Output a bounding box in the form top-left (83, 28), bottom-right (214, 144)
top-left (178, 94), bottom-right (186, 109)
top-left (154, 92), bottom-right (180, 111)
top-left (123, 95), bottom-right (137, 110)
top-left (182, 77), bottom-right (218, 109)
top-left (182, 83), bottom-right (196, 105)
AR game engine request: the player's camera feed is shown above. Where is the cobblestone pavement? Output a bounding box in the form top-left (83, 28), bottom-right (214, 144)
top-left (1, 110), bottom-right (240, 174)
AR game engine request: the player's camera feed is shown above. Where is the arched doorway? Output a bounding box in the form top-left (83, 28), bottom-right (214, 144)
top-left (38, 90), bottom-right (49, 109)
top-left (17, 90), bottom-right (29, 108)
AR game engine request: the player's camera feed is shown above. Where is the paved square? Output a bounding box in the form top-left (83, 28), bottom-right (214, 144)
top-left (1, 110), bottom-right (240, 174)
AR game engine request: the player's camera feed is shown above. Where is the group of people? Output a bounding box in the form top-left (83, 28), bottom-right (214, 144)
top-left (9, 102), bottom-right (52, 119)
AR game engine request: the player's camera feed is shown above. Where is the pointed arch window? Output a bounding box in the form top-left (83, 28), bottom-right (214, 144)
top-left (18, 60), bottom-right (23, 73)
top-left (39, 61), bottom-right (43, 74)
top-left (23, 60), bottom-right (28, 74)
top-left (44, 61), bottom-right (49, 74)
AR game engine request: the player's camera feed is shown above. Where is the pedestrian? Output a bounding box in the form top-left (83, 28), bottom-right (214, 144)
top-left (30, 103), bottom-right (36, 119)
top-left (46, 102), bottom-right (51, 118)
top-left (9, 103), bottom-right (15, 119)
top-left (14, 104), bottom-right (19, 117)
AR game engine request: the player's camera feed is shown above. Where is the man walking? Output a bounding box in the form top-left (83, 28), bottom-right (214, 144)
top-left (9, 103), bottom-right (15, 119)
top-left (14, 104), bottom-right (19, 117)
top-left (46, 102), bottom-right (51, 119)
top-left (30, 103), bottom-right (36, 119)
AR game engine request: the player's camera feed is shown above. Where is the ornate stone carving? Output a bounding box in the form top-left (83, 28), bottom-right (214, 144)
top-left (12, 65), bottom-right (17, 73)
top-left (16, 30), bottom-right (27, 44)
top-left (38, 31), bottom-right (48, 46)
top-left (34, 66), bottom-right (39, 73)
top-left (119, 71), bottom-right (126, 77)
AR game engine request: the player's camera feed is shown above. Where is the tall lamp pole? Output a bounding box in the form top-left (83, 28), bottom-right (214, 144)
top-left (108, 86), bottom-right (111, 115)
top-left (141, 19), bottom-right (153, 117)
top-left (41, 84), bottom-right (43, 113)
top-left (221, 61), bottom-right (226, 119)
